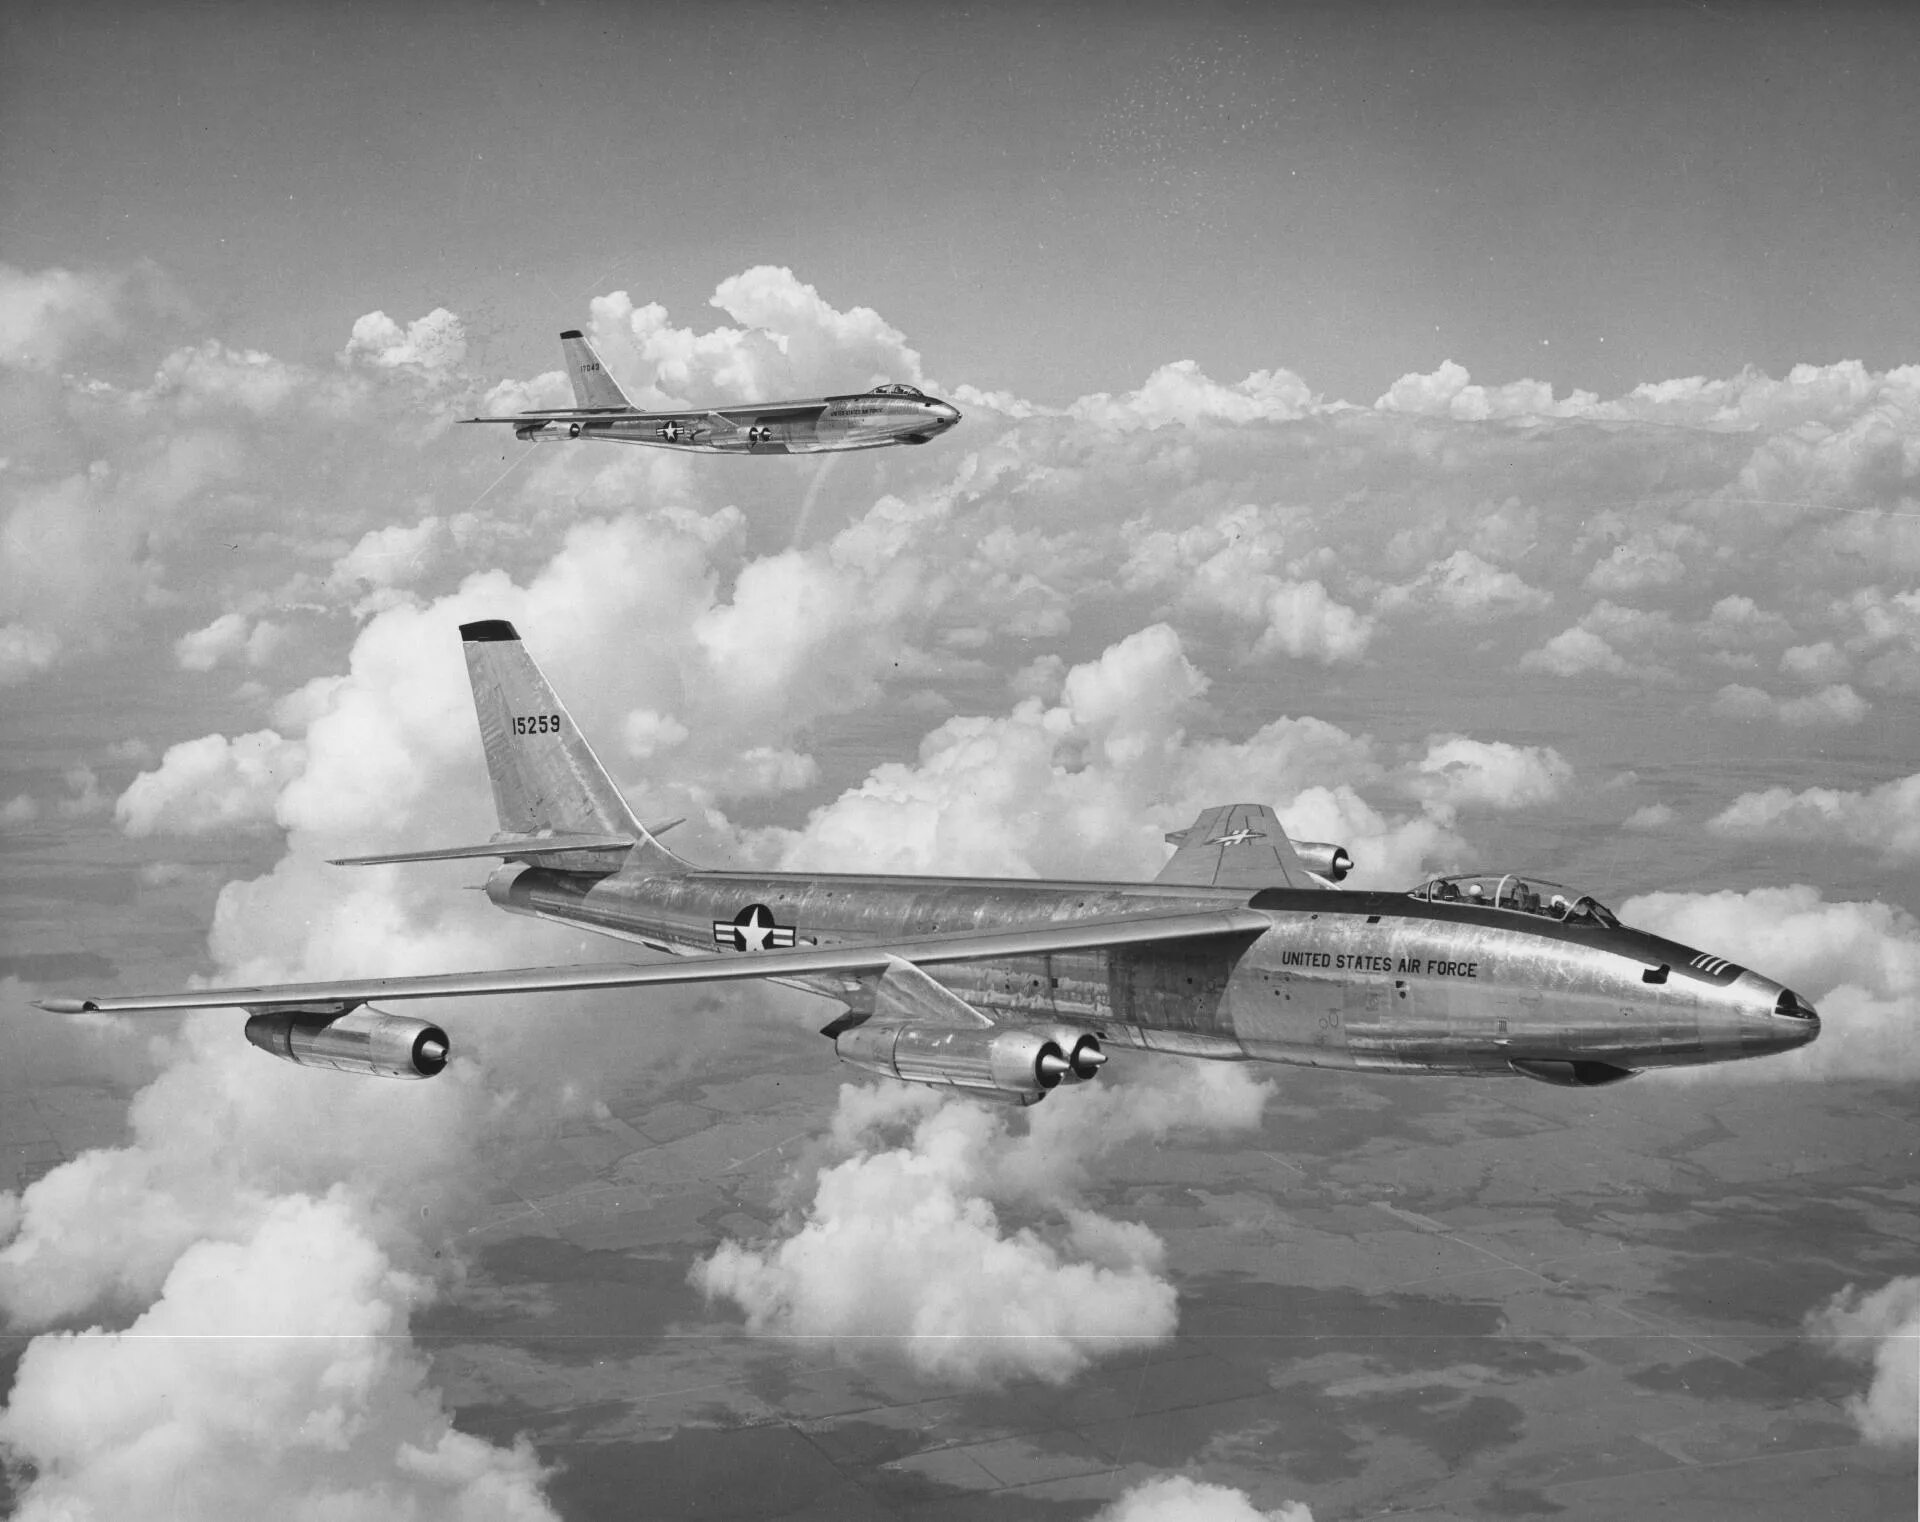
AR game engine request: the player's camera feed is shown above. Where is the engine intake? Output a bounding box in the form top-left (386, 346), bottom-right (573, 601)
top-left (1294, 840), bottom-right (1353, 883)
top-left (244, 1007), bottom-right (450, 1080)
top-left (833, 1023), bottom-right (1101, 1104)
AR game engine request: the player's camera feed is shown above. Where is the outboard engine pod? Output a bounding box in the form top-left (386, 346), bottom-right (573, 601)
top-left (1294, 840), bottom-right (1353, 883)
top-left (245, 1008), bottom-right (450, 1079)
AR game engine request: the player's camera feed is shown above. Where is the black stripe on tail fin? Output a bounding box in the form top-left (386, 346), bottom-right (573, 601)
top-left (558, 331), bottom-right (632, 411)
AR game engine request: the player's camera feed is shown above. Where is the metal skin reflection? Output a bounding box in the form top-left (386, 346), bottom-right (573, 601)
top-left (463, 331), bottom-right (960, 455)
top-left (36, 624), bottom-right (1819, 1099)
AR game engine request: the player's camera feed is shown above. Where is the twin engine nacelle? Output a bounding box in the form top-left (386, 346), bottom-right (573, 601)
top-left (833, 1023), bottom-right (1105, 1105)
top-left (1294, 839), bottom-right (1353, 883)
top-left (244, 1008), bottom-right (450, 1080)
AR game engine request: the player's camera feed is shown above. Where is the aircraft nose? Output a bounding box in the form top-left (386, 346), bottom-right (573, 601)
top-left (927, 401), bottom-right (961, 425)
top-left (1747, 984), bottom-right (1820, 1055)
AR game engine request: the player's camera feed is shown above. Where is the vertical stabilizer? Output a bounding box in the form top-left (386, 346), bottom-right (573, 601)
top-left (559, 330), bottom-right (632, 410)
top-left (1156, 803), bottom-right (1313, 888)
top-left (459, 621), bottom-right (687, 873)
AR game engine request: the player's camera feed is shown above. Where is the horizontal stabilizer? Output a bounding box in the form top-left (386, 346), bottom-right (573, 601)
top-left (330, 832), bottom-right (638, 867)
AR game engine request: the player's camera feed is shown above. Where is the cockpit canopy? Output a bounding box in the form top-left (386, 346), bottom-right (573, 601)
top-left (1410, 873), bottom-right (1621, 929)
top-left (868, 382), bottom-right (925, 397)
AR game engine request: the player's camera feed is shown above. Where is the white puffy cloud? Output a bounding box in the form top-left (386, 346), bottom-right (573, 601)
top-left (1069, 360), bottom-right (1315, 430)
top-left (0, 263), bottom-right (123, 369)
top-left (1706, 773), bottom-right (1920, 862)
top-left (1780, 640), bottom-right (1851, 682)
top-left (115, 729), bottom-right (307, 836)
top-left (340, 308), bottom-right (468, 384)
top-left (1255, 580), bottom-right (1374, 664)
top-left (1094, 1475), bottom-right (1316, 1522)
top-left (1402, 736), bottom-right (1572, 812)
top-left (1518, 625), bottom-right (1633, 679)
top-left (694, 1060), bottom-right (1272, 1387)
top-left (1701, 595), bottom-right (1792, 652)
top-left (768, 624), bottom-right (1458, 887)
top-left (1806, 1277), bottom-right (1920, 1449)
top-left (1622, 885), bottom-right (1920, 1079)
top-left (1375, 549), bottom-right (1551, 622)
top-left (581, 267), bottom-right (925, 410)
top-left (174, 612), bottom-right (286, 672)
top-left (0, 1189), bottom-right (557, 1521)
top-left (328, 516), bottom-right (451, 594)
top-left (1707, 682), bottom-right (1868, 727)
top-left (1375, 359), bottom-right (1598, 421)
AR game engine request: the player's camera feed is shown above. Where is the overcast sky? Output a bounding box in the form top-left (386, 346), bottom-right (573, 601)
top-left (3, 4), bottom-right (1918, 1517)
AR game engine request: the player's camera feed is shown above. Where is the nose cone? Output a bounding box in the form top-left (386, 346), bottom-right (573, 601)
top-left (1746, 983), bottom-right (1820, 1057)
top-left (925, 400), bottom-right (961, 428)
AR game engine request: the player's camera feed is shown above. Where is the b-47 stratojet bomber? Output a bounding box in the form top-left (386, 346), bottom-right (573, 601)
top-left (38, 624), bottom-right (1820, 1101)
top-left (463, 331), bottom-right (961, 454)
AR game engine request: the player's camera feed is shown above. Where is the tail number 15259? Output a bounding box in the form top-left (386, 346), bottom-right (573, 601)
top-left (513, 715), bottom-right (562, 736)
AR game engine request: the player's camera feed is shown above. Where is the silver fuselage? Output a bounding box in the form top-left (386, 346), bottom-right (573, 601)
top-left (489, 865), bottom-right (1818, 1077)
top-left (523, 392), bottom-right (961, 454)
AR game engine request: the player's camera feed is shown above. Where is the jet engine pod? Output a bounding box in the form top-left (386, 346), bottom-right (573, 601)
top-left (833, 1023), bottom-right (1068, 1104)
top-left (1038, 1027), bottom-right (1106, 1083)
top-left (1508, 1058), bottom-right (1635, 1088)
top-left (1294, 840), bottom-right (1353, 883)
top-left (244, 1007), bottom-right (450, 1080)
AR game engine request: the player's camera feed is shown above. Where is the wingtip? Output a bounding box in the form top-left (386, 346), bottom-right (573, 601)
top-left (34, 997), bottom-right (91, 1014)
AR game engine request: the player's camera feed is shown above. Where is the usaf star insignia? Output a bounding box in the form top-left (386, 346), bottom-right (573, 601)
top-left (713, 903), bottom-right (797, 953)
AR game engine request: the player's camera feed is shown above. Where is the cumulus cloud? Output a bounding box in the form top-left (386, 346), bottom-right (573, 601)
top-left (1255, 580), bottom-right (1374, 664)
top-left (0, 262), bottom-right (123, 369)
top-left (693, 1060), bottom-right (1272, 1387)
top-left (1806, 1277), bottom-right (1920, 1449)
top-left (115, 729), bottom-right (307, 836)
top-left (17, 266), bottom-right (1920, 1510)
top-left (581, 266), bottom-right (926, 410)
top-left (1375, 359), bottom-right (1598, 421)
top-left (0, 1188), bottom-right (556, 1521)
top-left (174, 612), bottom-right (286, 672)
top-left (1375, 549), bottom-right (1551, 622)
top-left (1622, 885), bottom-right (1920, 1079)
top-left (1402, 736), bottom-right (1572, 812)
top-left (1069, 360), bottom-right (1315, 430)
top-left (768, 623), bottom-right (1458, 887)
top-left (1706, 682), bottom-right (1868, 727)
top-left (1706, 773), bottom-right (1920, 861)
top-left (1094, 1475), bottom-right (1315, 1522)
top-left (339, 308), bottom-right (468, 384)
top-left (1518, 625), bottom-right (1635, 679)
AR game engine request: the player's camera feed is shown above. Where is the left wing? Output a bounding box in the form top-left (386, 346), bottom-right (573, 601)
top-left (35, 907), bottom-right (1270, 1016)
top-left (462, 402), bottom-right (830, 427)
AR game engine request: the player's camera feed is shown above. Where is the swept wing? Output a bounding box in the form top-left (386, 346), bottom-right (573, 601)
top-left (35, 907), bottom-right (1270, 1016)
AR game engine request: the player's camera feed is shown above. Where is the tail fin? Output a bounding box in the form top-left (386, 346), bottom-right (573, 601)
top-left (459, 620), bottom-right (687, 873)
top-left (559, 329), bottom-right (632, 410)
top-left (1156, 803), bottom-right (1315, 889)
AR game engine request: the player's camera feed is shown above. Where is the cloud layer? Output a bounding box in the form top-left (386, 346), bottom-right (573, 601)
top-left (694, 1061), bottom-right (1273, 1387)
